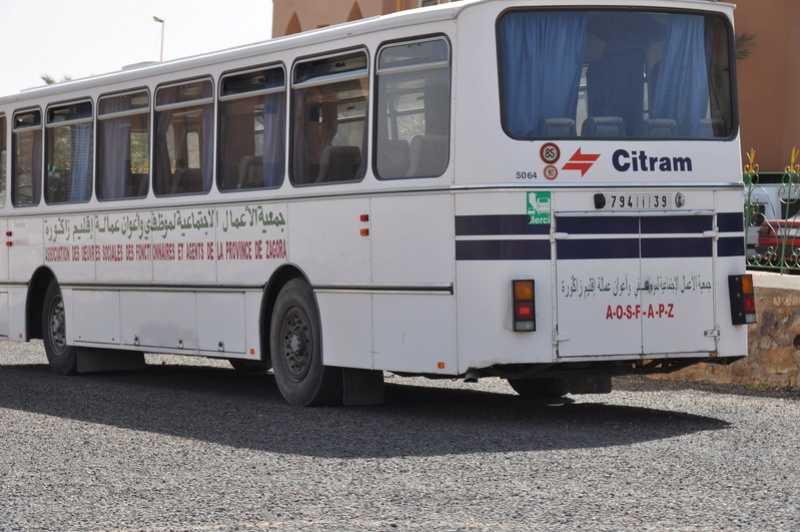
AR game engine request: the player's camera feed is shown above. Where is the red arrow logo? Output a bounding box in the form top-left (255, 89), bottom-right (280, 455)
top-left (562, 149), bottom-right (601, 177)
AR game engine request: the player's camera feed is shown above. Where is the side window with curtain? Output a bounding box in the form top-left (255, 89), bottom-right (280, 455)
top-left (97, 90), bottom-right (150, 200)
top-left (291, 50), bottom-right (369, 186)
top-left (45, 101), bottom-right (93, 204)
top-left (12, 109), bottom-right (42, 207)
top-left (375, 37), bottom-right (451, 179)
top-left (0, 115), bottom-right (6, 207)
top-left (153, 79), bottom-right (214, 196)
top-left (218, 65), bottom-right (286, 191)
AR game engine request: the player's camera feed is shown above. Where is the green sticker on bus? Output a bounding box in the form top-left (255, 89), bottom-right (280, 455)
top-left (527, 191), bottom-right (551, 225)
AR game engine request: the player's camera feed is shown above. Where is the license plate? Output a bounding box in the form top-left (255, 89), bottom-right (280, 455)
top-left (605, 193), bottom-right (672, 210)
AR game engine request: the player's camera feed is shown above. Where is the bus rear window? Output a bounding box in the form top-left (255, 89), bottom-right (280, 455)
top-left (498, 10), bottom-right (735, 140)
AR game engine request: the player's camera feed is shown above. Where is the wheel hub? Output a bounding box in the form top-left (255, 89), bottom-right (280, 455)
top-left (282, 308), bottom-right (312, 381)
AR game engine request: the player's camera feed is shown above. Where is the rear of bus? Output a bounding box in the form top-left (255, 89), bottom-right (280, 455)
top-left (452, 1), bottom-right (753, 389)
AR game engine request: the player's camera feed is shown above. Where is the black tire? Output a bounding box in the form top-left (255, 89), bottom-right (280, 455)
top-left (42, 281), bottom-right (79, 375)
top-left (269, 278), bottom-right (342, 406)
top-left (508, 377), bottom-right (569, 398)
top-left (229, 359), bottom-right (271, 373)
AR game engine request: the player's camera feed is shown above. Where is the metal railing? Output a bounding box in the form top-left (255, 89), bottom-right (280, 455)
top-left (744, 148), bottom-right (800, 273)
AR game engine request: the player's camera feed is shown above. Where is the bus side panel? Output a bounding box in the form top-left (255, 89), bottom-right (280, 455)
top-left (370, 194), bottom-right (456, 374)
top-left (197, 292), bottom-right (246, 354)
top-left (288, 198), bottom-right (371, 284)
top-left (9, 288), bottom-right (26, 341)
top-left (373, 294), bottom-right (456, 374)
top-left (316, 293), bottom-right (373, 369)
top-left (120, 291), bottom-right (197, 350)
top-left (70, 289), bottom-right (121, 345)
top-left (0, 292), bottom-right (8, 338)
top-left (289, 198), bottom-right (372, 368)
top-left (370, 194), bottom-right (455, 286)
top-left (9, 218), bottom-right (42, 282)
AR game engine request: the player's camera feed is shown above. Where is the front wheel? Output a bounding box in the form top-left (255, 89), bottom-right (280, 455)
top-left (269, 279), bottom-right (342, 406)
top-left (42, 281), bottom-right (79, 375)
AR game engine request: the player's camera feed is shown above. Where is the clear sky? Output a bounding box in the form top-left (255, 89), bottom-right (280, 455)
top-left (0, 0), bottom-right (274, 95)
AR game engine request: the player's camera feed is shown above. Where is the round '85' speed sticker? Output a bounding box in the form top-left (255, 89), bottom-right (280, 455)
top-left (540, 142), bottom-right (560, 164)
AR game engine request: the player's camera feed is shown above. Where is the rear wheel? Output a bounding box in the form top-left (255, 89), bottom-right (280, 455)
top-left (508, 377), bottom-right (569, 398)
top-left (269, 278), bottom-right (342, 406)
top-left (42, 281), bottom-right (78, 375)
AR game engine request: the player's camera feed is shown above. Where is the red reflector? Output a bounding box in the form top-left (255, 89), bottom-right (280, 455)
top-left (515, 302), bottom-right (533, 319)
top-left (360, 214), bottom-right (369, 222)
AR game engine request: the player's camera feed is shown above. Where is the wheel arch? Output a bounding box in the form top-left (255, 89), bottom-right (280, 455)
top-left (26, 267), bottom-right (57, 341)
top-left (260, 264), bottom-right (312, 363)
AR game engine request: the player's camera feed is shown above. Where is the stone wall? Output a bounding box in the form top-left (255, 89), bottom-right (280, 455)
top-left (651, 272), bottom-right (800, 388)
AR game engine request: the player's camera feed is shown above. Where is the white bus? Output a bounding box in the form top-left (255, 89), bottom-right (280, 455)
top-left (0, 0), bottom-right (755, 406)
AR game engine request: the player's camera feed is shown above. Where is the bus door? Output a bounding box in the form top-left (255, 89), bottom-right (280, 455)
top-left (554, 213), bottom-right (717, 358)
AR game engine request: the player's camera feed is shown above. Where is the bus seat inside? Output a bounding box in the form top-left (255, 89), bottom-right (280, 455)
top-left (377, 139), bottom-right (410, 179)
top-left (638, 118), bottom-right (678, 137)
top-left (407, 134), bottom-right (448, 177)
top-left (317, 146), bottom-right (362, 182)
top-left (537, 118), bottom-right (576, 137)
top-left (582, 116), bottom-right (626, 137)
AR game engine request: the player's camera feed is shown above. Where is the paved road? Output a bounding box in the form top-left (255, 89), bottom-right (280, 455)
top-left (1, 341), bottom-right (798, 531)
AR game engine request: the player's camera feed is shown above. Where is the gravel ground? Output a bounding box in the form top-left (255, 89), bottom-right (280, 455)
top-left (1, 341), bottom-right (798, 532)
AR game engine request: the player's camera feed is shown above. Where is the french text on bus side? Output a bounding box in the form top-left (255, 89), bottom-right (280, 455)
top-left (43, 239), bottom-right (288, 263)
top-left (605, 303), bottom-right (675, 320)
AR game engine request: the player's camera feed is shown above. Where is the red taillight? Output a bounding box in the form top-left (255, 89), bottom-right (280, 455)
top-left (513, 280), bottom-right (535, 332)
top-left (729, 274), bottom-right (757, 325)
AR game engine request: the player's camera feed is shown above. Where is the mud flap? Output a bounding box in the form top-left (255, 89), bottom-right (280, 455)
top-left (77, 348), bottom-right (146, 373)
top-left (342, 368), bottom-right (385, 405)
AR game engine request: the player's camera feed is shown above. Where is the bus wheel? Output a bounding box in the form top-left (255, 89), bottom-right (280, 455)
top-left (42, 281), bottom-right (79, 375)
top-left (270, 279), bottom-right (342, 406)
top-left (507, 377), bottom-right (569, 398)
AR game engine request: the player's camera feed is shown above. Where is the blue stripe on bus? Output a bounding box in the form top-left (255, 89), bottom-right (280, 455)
top-left (557, 239), bottom-right (639, 260)
top-left (718, 212), bottom-right (744, 232)
top-left (641, 215), bottom-right (712, 234)
top-left (455, 215), bottom-right (549, 236)
top-left (556, 217), bottom-right (639, 234)
top-left (718, 236), bottom-right (745, 257)
top-left (455, 240), bottom-right (550, 261)
top-left (641, 238), bottom-right (712, 258)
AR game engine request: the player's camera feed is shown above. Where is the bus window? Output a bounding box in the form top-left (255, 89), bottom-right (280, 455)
top-left (498, 10), bottom-right (734, 139)
top-left (291, 50), bottom-right (368, 185)
top-left (153, 79), bottom-right (214, 196)
top-left (375, 38), bottom-right (451, 179)
top-left (45, 100), bottom-right (93, 204)
top-left (218, 66), bottom-right (286, 191)
top-left (0, 115), bottom-right (6, 206)
top-left (12, 109), bottom-right (42, 207)
top-left (97, 90), bottom-right (150, 200)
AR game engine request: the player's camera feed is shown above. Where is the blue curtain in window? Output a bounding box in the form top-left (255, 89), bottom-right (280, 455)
top-left (586, 48), bottom-right (645, 136)
top-left (499, 12), bottom-right (587, 137)
top-left (651, 15), bottom-right (710, 137)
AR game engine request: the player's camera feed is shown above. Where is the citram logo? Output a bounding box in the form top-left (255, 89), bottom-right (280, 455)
top-left (562, 149), bottom-right (600, 176)
top-left (613, 149), bottom-right (693, 172)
